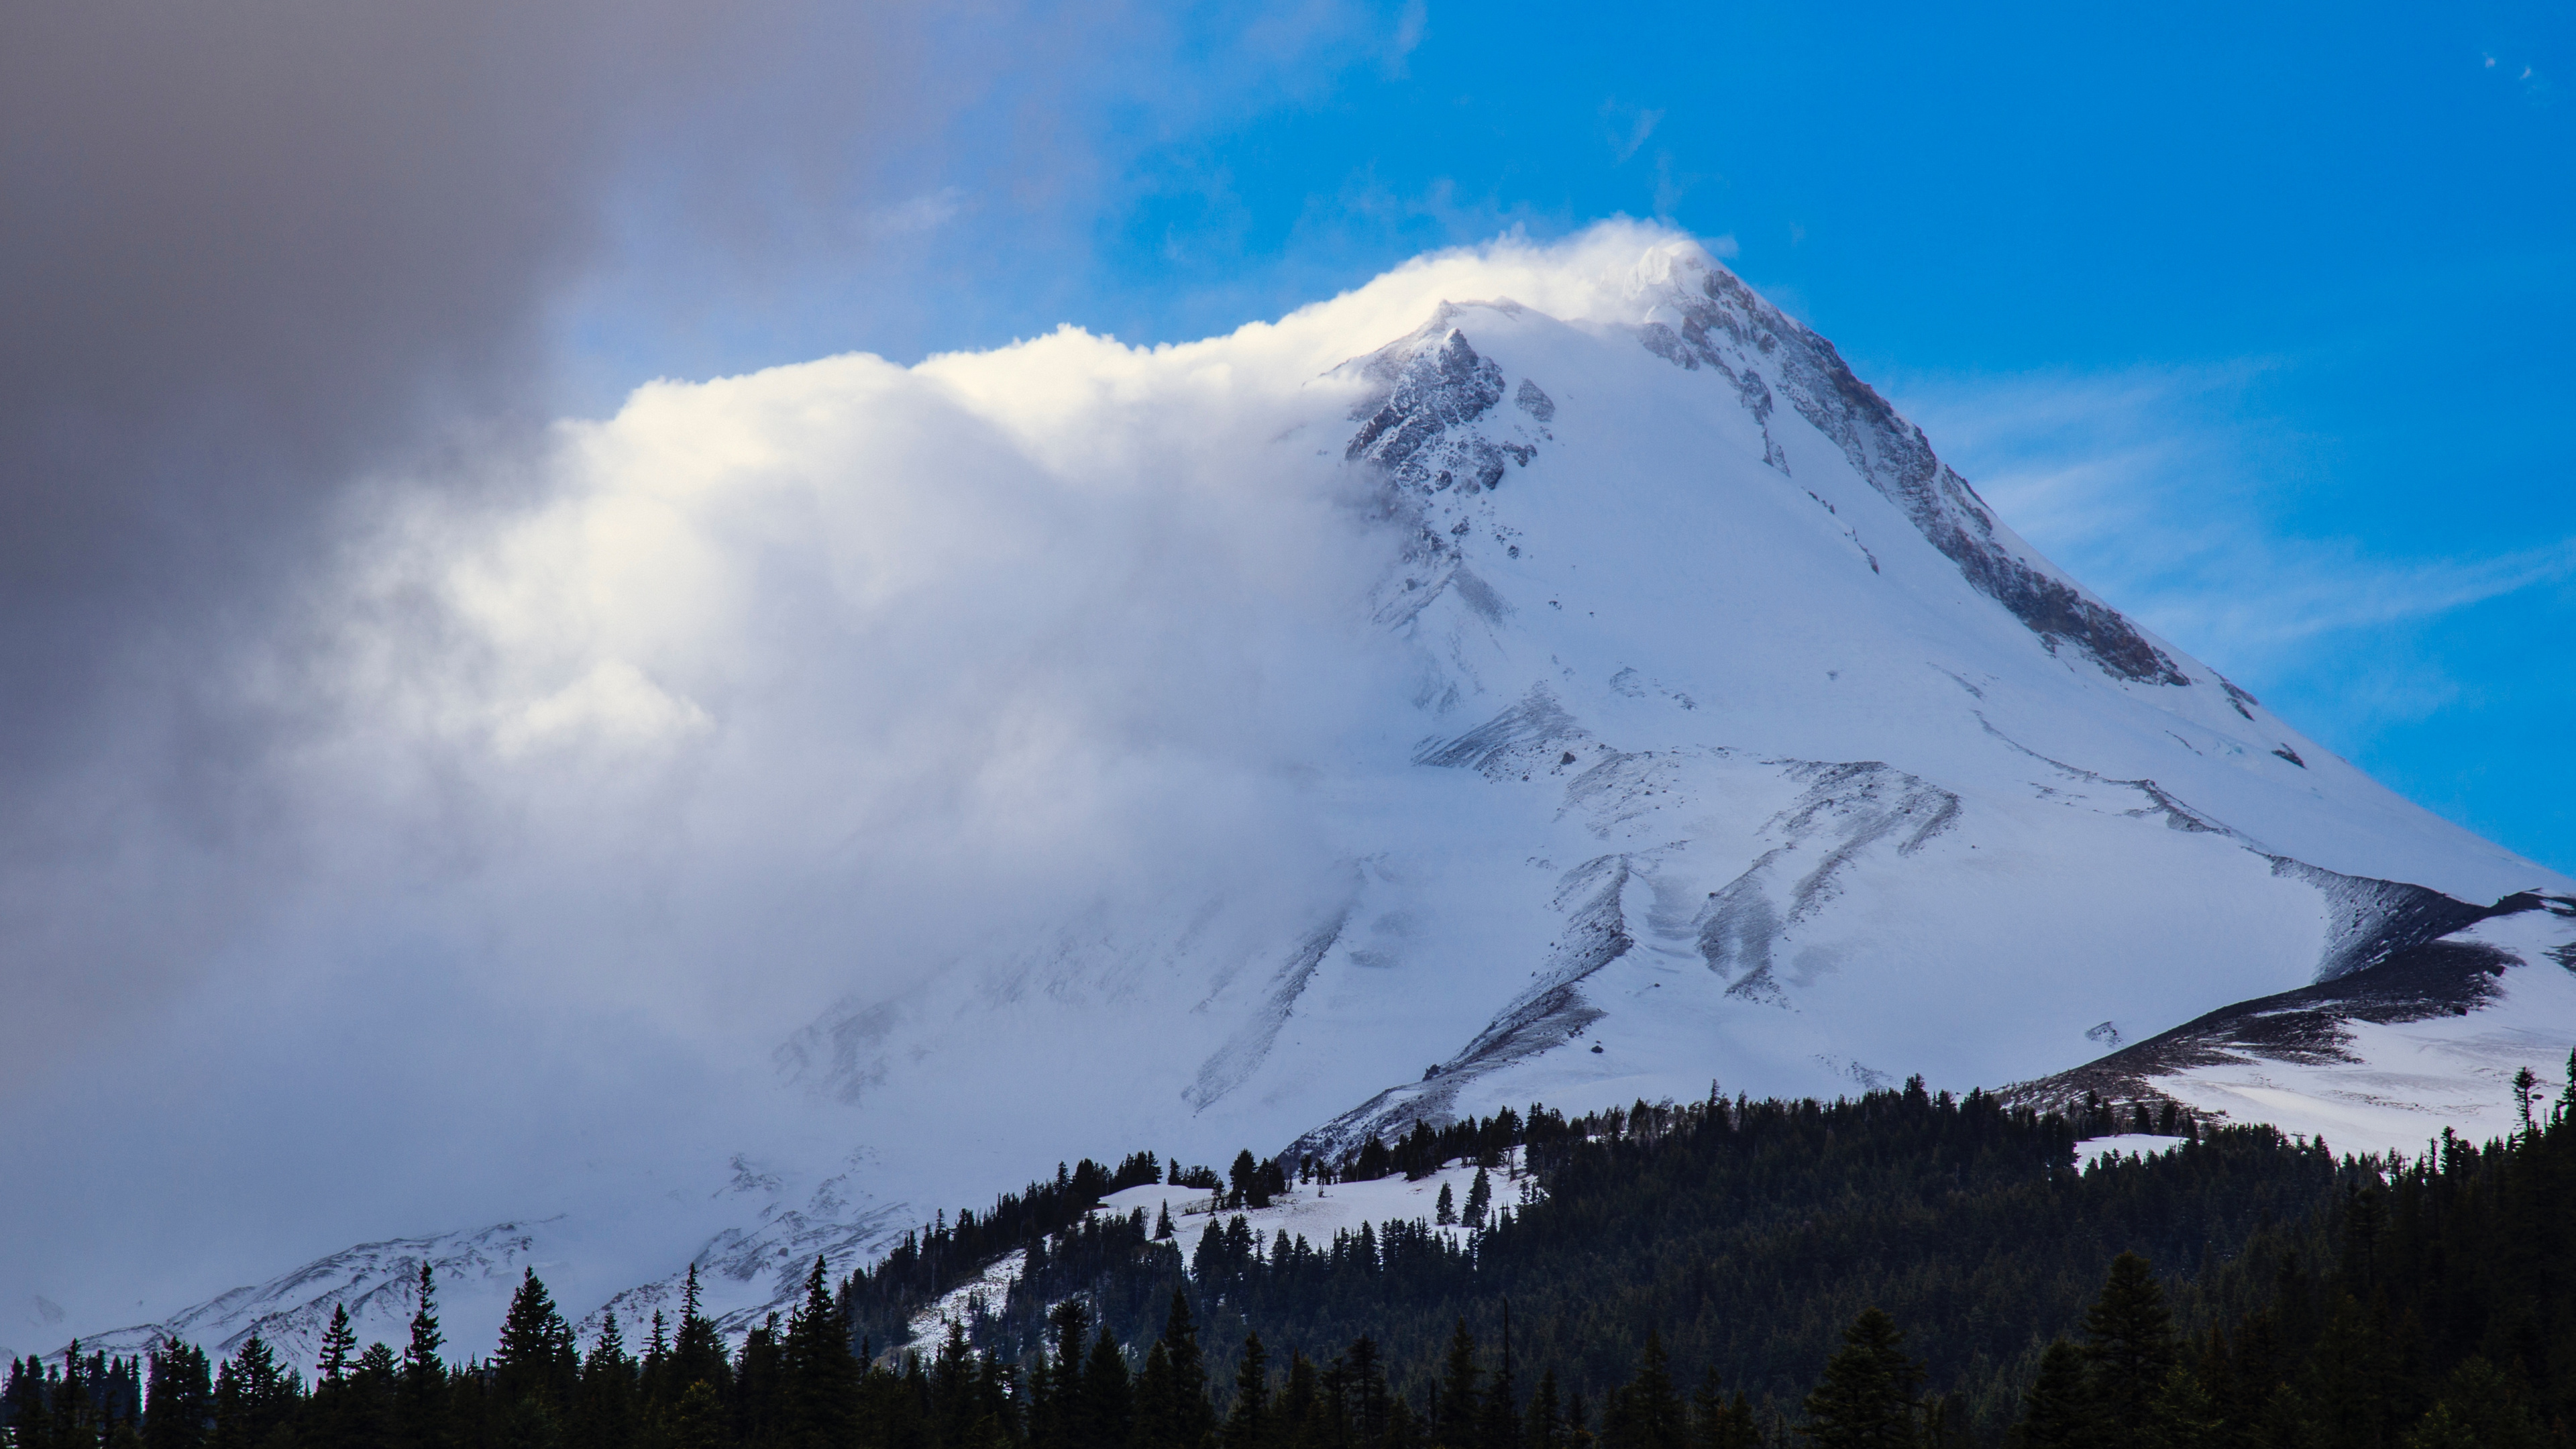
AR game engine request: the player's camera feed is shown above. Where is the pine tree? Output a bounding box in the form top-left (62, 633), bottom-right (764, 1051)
top-left (1435, 1186), bottom-right (1458, 1228)
top-left (1799, 1308), bottom-right (1921, 1449)
top-left (1434, 1321), bottom-right (1479, 1449)
top-left (1604, 1332), bottom-right (1682, 1449)
top-left (2080, 1253), bottom-right (2175, 1447)
top-left (209, 1338), bottom-right (292, 1449)
top-left (1689, 1370), bottom-right (1756, 1449)
top-left (781, 1257), bottom-right (857, 1449)
top-left (1144, 1293), bottom-right (1215, 1449)
top-left (572, 1314), bottom-right (637, 1449)
top-left (400, 1263), bottom-right (448, 1449)
top-left (2145, 1364), bottom-right (2222, 1449)
top-left (2006, 1341), bottom-right (2092, 1449)
top-left (1079, 1331), bottom-right (1132, 1449)
top-left (319, 1306), bottom-right (358, 1385)
top-left (494, 1268), bottom-right (580, 1413)
top-left (1478, 1307), bottom-right (1519, 1449)
top-left (1524, 1371), bottom-right (1562, 1449)
top-left (669, 1266), bottom-right (730, 1399)
top-left (142, 1345), bottom-right (211, 1449)
top-left (1464, 1171), bottom-right (1491, 1230)
top-left (1343, 1336), bottom-right (1391, 1449)
top-left (1222, 1336), bottom-right (1271, 1449)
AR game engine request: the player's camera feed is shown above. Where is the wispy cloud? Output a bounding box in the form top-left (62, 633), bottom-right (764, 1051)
top-left (1890, 363), bottom-right (2576, 688)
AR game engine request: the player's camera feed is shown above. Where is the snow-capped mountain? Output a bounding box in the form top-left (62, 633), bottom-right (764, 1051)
top-left (70, 225), bottom-right (2574, 1370)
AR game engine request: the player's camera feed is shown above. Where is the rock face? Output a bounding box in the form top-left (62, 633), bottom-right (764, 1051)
top-left (77, 225), bottom-right (2575, 1369)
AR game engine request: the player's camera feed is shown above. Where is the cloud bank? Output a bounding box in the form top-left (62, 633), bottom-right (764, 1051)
top-left (0, 214), bottom-right (1684, 1350)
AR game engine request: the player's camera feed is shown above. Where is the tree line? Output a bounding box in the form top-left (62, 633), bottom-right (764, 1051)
top-left (10, 1056), bottom-right (2573, 1448)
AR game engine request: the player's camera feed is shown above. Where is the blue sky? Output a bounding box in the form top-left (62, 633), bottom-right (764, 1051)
top-left (558, 1), bottom-right (2574, 871)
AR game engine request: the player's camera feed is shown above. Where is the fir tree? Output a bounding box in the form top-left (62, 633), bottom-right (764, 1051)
top-left (1136, 1293), bottom-right (1216, 1449)
top-left (142, 1345), bottom-right (212, 1449)
top-left (1523, 1371), bottom-right (1562, 1449)
top-left (494, 1268), bottom-right (580, 1411)
top-left (573, 1312), bottom-right (637, 1449)
top-left (400, 1263), bottom-right (447, 1449)
top-left (2079, 1253), bottom-right (2175, 1448)
top-left (319, 1306), bottom-right (358, 1386)
top-left (1078, 1332), bottom-right (1132, 1449)
top-left (1603, 1332), bottom-right (1682, 1449)
top-left (1434, 1321), bottom-right (1479, 1449)
top-left (2005, 1342), bottom-right (2092, 1449)
top-left (668, 1266), bottom-right (730, 1399)
top-left (1799, 1308), bottom-right (1920, 1449)
top-left (1435, 1185), bottom-right (1457, 1228)
top-left (1222, 1336), bottom-right (1270, 1449)
top-left (1688, 1370), bottom-right (1756, 1449)
top-left (208, 1338), bottom-right (293, 1449)
top-left (1478, 1307), bottom-right (1518, 1449)
top-left (1463, 1171), bottom-right (1491, 1230)
top-left (781, 1258), bottom-right (857, 1449)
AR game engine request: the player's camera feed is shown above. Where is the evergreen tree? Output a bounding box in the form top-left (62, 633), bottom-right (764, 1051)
top-left (574, 1313), bottom-right (637, 1449)
top-left (1477, 1309), bottom-right (1517, 1449)
top-left (1131, 1293), bottom-right (1212, 1449)
top-left (1077, 1332), bottom-right (1132, 1449)
top-left (319, 1308), bottom-right (359, 1387)
top-left (1435, 1187), bottom-right (1457, 1229)
top-left (1688, 1371), bottom-right (1755, 1449)
top-left (667, 1267), bottom-right (730, 1401)
top-left (2004, 1342), bottom-right (2092, 1449)
top-left (1434, 1322), bottom-right (1479, 1449)
top-left (400, 1262), bottom-right (448, 1449)
top-left (2145, 1364), bottom-right (2222, 1449)
top-left (780, 1259), bottom-right (857, 1449)
top-left (1342, 1338), bottom-right (1391, 1449)
top-left (53, 1344), bottom-right (93, 1449)
top-left (2401, 1358), bottom-right (2543, 1449)
top-left (208, 1338), bottom-right (294, 1449)
top-left (1523, 1372), bottom-right (1562, 1449)
top-left (143, 1346), bottom-right (212, 1449)
top-left (2079, 1252), bottom-right (2175, 1448)
top-left (1603, 1333), bottom-right (1681, 1449)
top-left (494, 1269), bottom-right (580, 1413)
top-left (1462, 1172), bottom-right (1491, 1231)
top-left (1222, 1336), bottom-right (1270, 1449)
top-left (1799, 1308), bottom-right (1920, 1449)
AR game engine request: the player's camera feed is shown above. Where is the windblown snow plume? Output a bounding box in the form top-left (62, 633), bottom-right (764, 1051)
top-left (15, 223), bottom-right (2573, 1370)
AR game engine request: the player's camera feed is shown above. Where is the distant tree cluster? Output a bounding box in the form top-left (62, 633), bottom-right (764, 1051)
top-left (12, 1055), bottom-right (2575, 1448)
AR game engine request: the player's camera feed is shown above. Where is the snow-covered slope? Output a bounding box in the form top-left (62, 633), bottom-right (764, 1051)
top-left (74, 224), bottom-right (2575, 1369)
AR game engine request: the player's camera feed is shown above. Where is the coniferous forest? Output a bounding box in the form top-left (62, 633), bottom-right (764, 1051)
top-left (10, 1056), bottom-right (2575, 1449)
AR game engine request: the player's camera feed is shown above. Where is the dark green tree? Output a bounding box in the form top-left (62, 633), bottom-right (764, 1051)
top-left (2079, 1253), bottom-right (2175, 1447)
top-left (400, 1260), bottom-right (449, 1449)
top-left (667, 1267), bottom-right (730, 1404)
top-left (1603, 1333), bottom-right (1683, 1449)
top-left (1077, 1332), bottom-right (1131, 1449)
top-left (208, 1338), bottom-right (294, 1449)
top-left (1222, 1336), bottom-right (1271, 1449)
top-left (144, 1345), bottom-right (213, 1449)
top-left (1688, 1370), bottom-right (1756, 1449)
top-left (318, 1309), bottom-right (358, 1387)
top-left (780, 1259), bottom-right (857, 1449)
top-left (572, 1313), bottom-right (637, 1449)
top-left (2005, 1342), bottom-right (2092, 1449)
top-left (1799, 1308), bottom-right (1920, 1449)
top-left (1434, 1322), bottom-right (1479, 1449)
